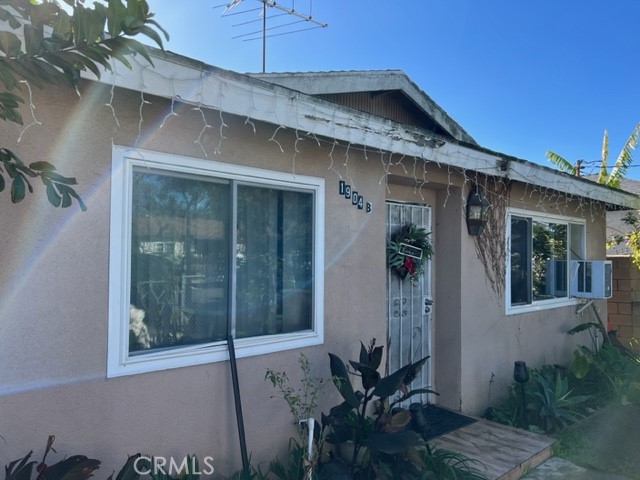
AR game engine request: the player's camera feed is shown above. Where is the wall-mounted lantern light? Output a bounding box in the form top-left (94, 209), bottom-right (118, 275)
top-left (466, 188), bottom-right (490, 235)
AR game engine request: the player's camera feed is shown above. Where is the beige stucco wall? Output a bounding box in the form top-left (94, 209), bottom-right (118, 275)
top-left (0, 77), bottom-right (608, 474)
top-left (0, 81), bottom-right (387, 476)
top-left (385, 171), bottom-right (608, 415)
top-left (457, 182), bottom-right (608, 414)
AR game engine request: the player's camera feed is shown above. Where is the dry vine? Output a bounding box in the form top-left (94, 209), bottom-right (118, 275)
top-left (471, 175), bottom-right (511, 299)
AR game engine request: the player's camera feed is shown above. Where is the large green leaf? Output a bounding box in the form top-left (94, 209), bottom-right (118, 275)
top-left (0, 31), bottom-right (22, 56)
top-left (6, 57), bottom-right (47, 88)
top-left (114, 455), bottom-right (143, 480)
top-left (4, 450), bottom-right (36, 480)
top-left (349, 361), bottom-right (380, 390)
top-left (23, 24), bottom-right (44, 57)
top-left (0, 59), bottom-right (20, 90)
top-left (11, 173), bottom-right (26, 203)
top-left (81, 4), bottom-right (107, 46)
top-left (545, 150), bottom-right (575, 174)
top-left (329, 353), bottom-right (360, 408)
top-left (107, 0), bottom-right (127, 37)
top-left (45, 180), bottom-right (62, 207)
top-left (0, 91), bottom-right (23, 123)
top-left (608, 122), bottom-right (639, 188)
top-left (373, 364), bottom-right (410, 398)
top-left (51, 8), bottom-right (73, 44)
top-left (567, 322), bottom-right (603, 335)
top-left (403, 355), bottom-right (429, 386)
top-left (39, 455), bottom-right (101, 480)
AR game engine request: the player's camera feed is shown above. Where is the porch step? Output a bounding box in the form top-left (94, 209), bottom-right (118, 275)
top-left (429, 418), bottom-right (555, 480)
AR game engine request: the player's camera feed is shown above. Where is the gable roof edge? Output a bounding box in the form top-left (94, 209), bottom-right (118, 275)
top-left (248, 70), bottom-right (477, 145)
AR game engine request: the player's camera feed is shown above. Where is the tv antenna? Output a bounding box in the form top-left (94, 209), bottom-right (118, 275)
top-left (215, 0), bottom-right (328, 72)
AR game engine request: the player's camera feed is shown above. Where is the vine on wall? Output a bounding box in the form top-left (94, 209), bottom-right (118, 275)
top-left (471, 175), bottom-right (511, 299)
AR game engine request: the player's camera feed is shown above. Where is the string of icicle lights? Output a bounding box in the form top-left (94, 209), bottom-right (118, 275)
top-left (17, 55), bottom-right (609, 224)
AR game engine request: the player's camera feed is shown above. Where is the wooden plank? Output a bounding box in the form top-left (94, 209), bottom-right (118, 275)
top-left (430, 419), bottom-right (554, 480)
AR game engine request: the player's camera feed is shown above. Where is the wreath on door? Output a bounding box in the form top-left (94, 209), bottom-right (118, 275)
top-left (387, 223), bottom-right (433, 284)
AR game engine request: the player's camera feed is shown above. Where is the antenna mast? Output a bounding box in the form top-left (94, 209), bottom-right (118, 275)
top-left (218, 0), bottom-right (328, 72)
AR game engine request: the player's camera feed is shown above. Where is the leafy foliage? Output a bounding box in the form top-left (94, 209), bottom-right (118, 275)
top-left (387, 223), bottom-right (432, 284)
top-left (4, 435), bottom-right (100, 480)
top-left (487, 339), bottom-right (640, 435)
top-left (319, 339), bottom-right (437, 479)
top-left (1, 0), bottom-right (168, 209)
top-left (528, 367), bottom-right (589, 433)
top-left (569, 343), bottom-right (640, 407)
top-left (609, 211), bottom-right (640, 269)
top-left (546, 123), bottom-right (639, 188)
top-left (486, 365), bottom-right (589, 434)
top-left (0, 147), bottom-right (86, 210)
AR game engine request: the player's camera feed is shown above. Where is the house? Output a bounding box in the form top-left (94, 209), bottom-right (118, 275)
top-left (1, 49), bottom-right (639, 476)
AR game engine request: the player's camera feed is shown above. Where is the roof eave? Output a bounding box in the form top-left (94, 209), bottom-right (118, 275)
top-left (91, 49), bottom-right (640, 211)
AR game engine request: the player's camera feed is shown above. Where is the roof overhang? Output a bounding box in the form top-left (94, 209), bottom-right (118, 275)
top-left (95, 49), bottom-right (640, 211)
top-left (248, 70), bottom-right (477, 145)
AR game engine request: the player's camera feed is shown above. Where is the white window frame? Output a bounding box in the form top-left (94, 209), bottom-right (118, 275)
top-left (108, 146), bottom-right (325, 377)
top-left (505, 208), bottom-right (585, 315)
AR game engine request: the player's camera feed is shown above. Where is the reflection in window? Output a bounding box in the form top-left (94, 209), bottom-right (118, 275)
top-left (532, 222), bottom-right (566, 301)
top-left (509, 213), bottom-right (584, 309)
top-left (128, 169), bottom-right (314, 354)
top-left (236, 186), bottom-right (313, 338)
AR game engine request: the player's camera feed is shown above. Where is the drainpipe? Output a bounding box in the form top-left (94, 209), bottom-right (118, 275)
top-left (227, 335), bottom-right (250, 473)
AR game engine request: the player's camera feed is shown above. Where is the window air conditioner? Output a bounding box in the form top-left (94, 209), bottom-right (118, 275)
top-left (569, 260), bottom-right (613, 299)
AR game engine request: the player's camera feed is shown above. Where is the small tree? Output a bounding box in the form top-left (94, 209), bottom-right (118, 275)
top-left (0, 0), bottom-right (168, 210)
top-left (546, 123), bottom-right (639, 188)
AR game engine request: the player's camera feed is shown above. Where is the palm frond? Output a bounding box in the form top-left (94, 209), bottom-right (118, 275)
top-left (608, 122), bottom-right (640, 189)
top-left (598, 129), bottom-right (609, 185)
top-left (545, 151), bottom-right (575, 174)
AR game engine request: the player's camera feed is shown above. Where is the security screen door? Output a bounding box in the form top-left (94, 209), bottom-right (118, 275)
top-left (386, 201), bottom-right (433, 404)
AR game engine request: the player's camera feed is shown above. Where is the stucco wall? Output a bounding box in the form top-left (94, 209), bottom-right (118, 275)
top-left (0, 81), bottom-right (388, 476)
top-left (457, 182), bottom-right (608, 415)
top-left (0, 77), bottom-right (610, 474)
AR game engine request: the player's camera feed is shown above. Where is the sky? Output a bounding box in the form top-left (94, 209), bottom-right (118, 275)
top-left (146, 0), bottom-right (640, 179)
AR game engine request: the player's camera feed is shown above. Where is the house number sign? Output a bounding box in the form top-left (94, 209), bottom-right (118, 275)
top-left (339, 180), bottom-right (372, 213)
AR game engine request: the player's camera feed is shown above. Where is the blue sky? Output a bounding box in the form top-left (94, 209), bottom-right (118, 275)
top-left (146, 0), bottom-right (640, 179)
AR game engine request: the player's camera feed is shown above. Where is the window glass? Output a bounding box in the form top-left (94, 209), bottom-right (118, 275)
top-left (510, 216), bottom-right (530, 305)
top-left (569, 223), bottom-right (585, 260)
top-left (236, 185), bottom-right (313, 338)
top-left (532, 221), bottom-right (567, 301)
top-left (508, 211), bottom-right (584, 311)
top-left (129, 170), bottom-right (230, 352)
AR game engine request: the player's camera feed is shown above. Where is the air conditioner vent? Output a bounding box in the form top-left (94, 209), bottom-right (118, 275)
top-left (570, 260), bottom-right (612, 299)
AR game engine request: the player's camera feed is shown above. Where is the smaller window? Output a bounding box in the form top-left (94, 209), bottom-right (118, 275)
top-left (507, 210), bottom-right (585, 313)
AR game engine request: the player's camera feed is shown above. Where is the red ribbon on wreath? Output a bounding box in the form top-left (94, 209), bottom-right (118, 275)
top-left (403, 256), bottom-right (416, 275)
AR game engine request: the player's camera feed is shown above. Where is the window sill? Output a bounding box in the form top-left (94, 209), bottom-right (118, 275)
top-left (107, 330), bottom-right (323, 378)
top-left (506, 297), bottom-right (581, 316)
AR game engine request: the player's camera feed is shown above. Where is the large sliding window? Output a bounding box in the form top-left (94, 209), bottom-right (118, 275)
top-left (109, 147), bottom-right (324, 376)
top-left (507, 209), bottom-right (585, 314)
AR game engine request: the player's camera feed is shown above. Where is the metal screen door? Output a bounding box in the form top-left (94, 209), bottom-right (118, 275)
top-left (386, 202), bottom-right (433, 404)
